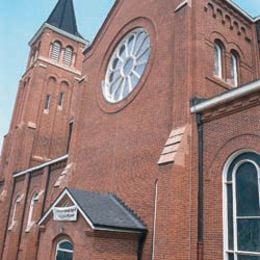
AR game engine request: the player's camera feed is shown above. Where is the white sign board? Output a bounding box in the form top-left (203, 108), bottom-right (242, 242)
top-left (53, 205), bottom-right (78, 222)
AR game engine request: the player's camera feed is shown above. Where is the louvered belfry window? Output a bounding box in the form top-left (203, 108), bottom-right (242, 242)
top-left (63, 47), bottom-right (73, 66)
top-left (50, 41), bottom-right (61, 62)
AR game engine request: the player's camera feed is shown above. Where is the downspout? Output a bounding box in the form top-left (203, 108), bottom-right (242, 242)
top-left (1, 178), bottom-right (16, 260)
top-left (196, 112), bottom-right (204, 260)
top-left (152, 179), bottom-right (158, 260)
top-left (137, 230), bottom-right (147, 260)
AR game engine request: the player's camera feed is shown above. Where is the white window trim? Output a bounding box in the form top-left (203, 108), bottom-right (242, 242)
top-left (214, 43), bottom-right (223, 79)
top-left (50, 41), bottom-right (62, 63)
top-left (25, 191), bottom-right (43, 232)
top-left (231, 54), bottom-right (238, 87)
top-left (55, 240), bottom-right (74, 259)
top-left (102, 28), bottom-right (151, 103)
top-left (223, 151), bottom-right (260, 260)
top-left (58, 92), bottom-right (65, 110)
top-left (8, 194), bottom-right (24, 231)
top-left (44, 94), bottom-right (51, 113)
top-left (63, 47), bottom-right (74, 67)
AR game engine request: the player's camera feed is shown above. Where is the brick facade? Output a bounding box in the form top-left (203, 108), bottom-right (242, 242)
top-left (0, 0), bottom-right (259, 259)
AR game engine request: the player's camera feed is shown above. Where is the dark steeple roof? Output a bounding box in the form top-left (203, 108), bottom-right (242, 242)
top-left (46, 0), bottom-right (83, 38)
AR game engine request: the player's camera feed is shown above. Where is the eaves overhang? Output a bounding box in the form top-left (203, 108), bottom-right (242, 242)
top-left (13, 155), bottom-right (68, 178)
top-left (38, 188), bottom-right (147, 234)
top-left (29, 23), bottom-right (88, 46)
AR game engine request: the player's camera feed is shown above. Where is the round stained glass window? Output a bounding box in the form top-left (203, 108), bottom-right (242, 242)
top-left (102, 28), bottom-right (151, 103)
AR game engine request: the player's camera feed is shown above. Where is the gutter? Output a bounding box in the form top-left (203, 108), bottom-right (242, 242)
top-left (13, 155), bottom-right (68, 178)
top-left (191, 80), bottom-right (260, 113)
top-left (137, 231), bottom-right (147, 260)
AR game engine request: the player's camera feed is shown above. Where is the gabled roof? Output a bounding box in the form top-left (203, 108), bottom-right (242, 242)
top-left (38, 188), bottom-right (146, 233)
top-left (46, 0), bottom-right (83, 39)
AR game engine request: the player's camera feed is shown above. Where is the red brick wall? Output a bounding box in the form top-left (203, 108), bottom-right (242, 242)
top-left (202, 98), bottom-right (260, 259)
top-left (0, 0), bottom-right (259, 259)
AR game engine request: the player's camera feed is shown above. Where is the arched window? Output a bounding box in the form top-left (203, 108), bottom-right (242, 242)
top-left (214, 41), bottom-right (223, 78)
top-left (55, 240), bottom-right (73, 260)
top-left (230, 52), bottom-right (239, 87)
top-left (50, 41), bottom-right (61, 62)
top-left (8, 194), bottom-right (23, 230)
top-left (63, 47), bottom-right (73, 66)
top-left (44, 94), bottom-right (51, 111)
top-left (224, 151), bottom-right (260, 259)
top-left (25, 192), bottom-right (40, 232)
top-left (58, 92), bottom-right (65, 108)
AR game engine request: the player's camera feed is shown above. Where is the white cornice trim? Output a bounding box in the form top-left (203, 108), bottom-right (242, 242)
top-left (191, 80), bottom-right (260, 113)
top-left (29, 23), bottom-right (88, 46)
top-left (224, 0), bottom-right (259, 22)
top-left (13, 155), bottom-right (68, 178)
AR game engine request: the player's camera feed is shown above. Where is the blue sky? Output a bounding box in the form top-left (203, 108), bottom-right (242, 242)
top-left (0, 0), bottom-right (259, 148)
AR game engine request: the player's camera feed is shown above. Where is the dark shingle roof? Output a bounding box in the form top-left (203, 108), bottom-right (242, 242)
top-left (67, 188), bottom-right (146, 231)
top-left (46, 0), bottom-right (83, 38)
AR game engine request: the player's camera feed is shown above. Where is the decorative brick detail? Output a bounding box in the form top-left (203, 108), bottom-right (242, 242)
top-left (158, 126), bottom-right (186, 165)
top-left (204, 0), bottom-right (251, 42)
top-left (54, 163), bottom-right (73, 188)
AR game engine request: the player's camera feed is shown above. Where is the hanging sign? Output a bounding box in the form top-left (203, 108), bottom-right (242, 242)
top-left (53, 205), bottom-right (78, 221)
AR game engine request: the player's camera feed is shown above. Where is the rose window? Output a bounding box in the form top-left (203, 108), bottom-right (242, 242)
top-left (102, 28), bottom-right (151, 103)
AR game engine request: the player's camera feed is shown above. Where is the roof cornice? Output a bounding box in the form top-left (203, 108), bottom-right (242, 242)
top-left (191, 80), bottom-right (260, 113)
top-left (224, 0), bottom-right (259, 22)
top-left (29, 23), bottom-right (88, 46)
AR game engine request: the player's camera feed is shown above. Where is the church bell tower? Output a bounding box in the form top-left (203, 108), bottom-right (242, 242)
top-left (2, 0), bottom-right (86, 175)
top-left (0, 1), bottom-right (86, 257)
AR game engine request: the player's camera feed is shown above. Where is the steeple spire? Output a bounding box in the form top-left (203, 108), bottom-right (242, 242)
top-left (46, 0), bottom-right (83, 38)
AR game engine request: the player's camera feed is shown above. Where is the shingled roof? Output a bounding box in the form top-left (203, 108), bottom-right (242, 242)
top-left (38, 188), bottom-right (146, 232)
top-left (46, 0), bottom-right (83, 38)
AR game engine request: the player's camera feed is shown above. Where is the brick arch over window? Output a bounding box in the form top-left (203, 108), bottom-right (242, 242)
top-left (208, 31), bottom-right (228, 45)
top-left (206, 134), bottom-right (260, 181)
top-left (47, 76), bottom-right (57, 86)
top-left (52, 235), bottom-right (74, 260)
top-left (60, 80), bottom-right (70, 88)
top-left (223, 150), bottom-right (260, 259)
top-left (226, 43), bottom-right (244, 60)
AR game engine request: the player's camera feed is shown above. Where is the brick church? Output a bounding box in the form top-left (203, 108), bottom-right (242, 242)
top-left (0, 0), bottom-right (259, 259)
